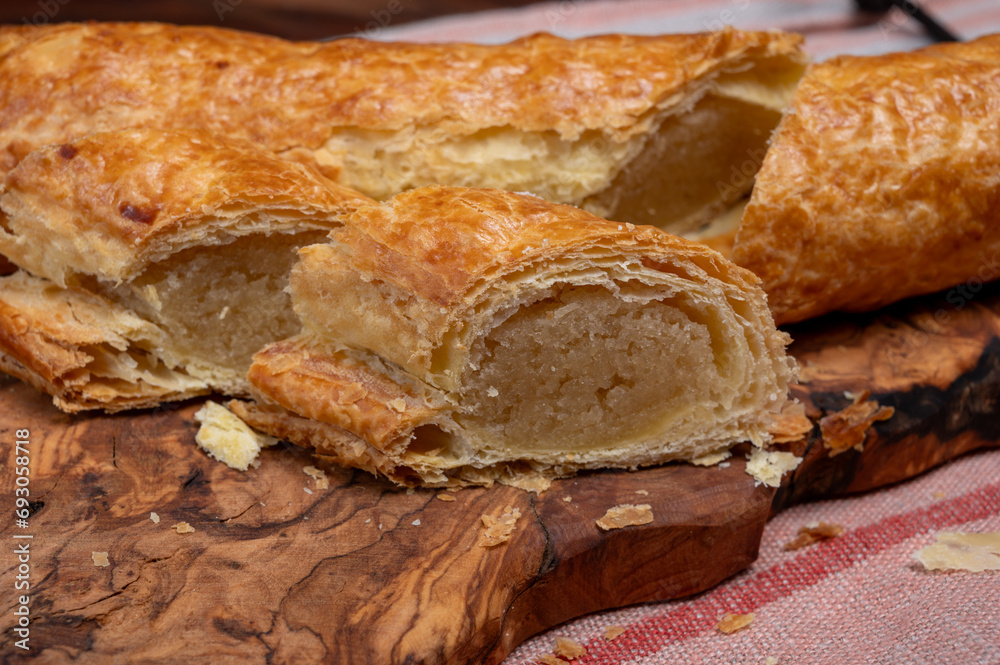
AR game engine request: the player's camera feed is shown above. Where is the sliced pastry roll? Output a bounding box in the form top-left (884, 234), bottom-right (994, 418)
top-left (0, 128), bottom-right (373, 411)
top-left (235, 187), bottom-right (796, 487)
top-left (0, 22), bottom-right (805, 235)
top-left (732, 35), bottom-right (1000, 325)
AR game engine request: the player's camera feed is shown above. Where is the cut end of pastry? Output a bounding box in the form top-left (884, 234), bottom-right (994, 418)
top-left (0, 129), bottom-right (374, 410)
top-left (320, 31), bottom-right (805, 238)
top-left (0, 271), bottom-right (209, 412)
top-left (246, 187), bottom-right (796, 487)
top-left (458, 284), bottom-right (730, 460)
top-left (90, 229), bottom-right (330, 392)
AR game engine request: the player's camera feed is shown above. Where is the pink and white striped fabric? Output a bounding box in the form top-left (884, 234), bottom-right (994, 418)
top-left (378, 3), bottom-right (1000, 662)
top-left (377, 0), bottom-right (1000, 59)
top-left (505, 448), bottom-right (1000, 664)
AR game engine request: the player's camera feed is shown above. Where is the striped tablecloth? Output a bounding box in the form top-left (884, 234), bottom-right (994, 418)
top-left (505, 449), bottom-right (1000, 664)
top-left (380, 3), bottom-right (1000, 663)
top-left (378, 0), bottom-right (1000, 58)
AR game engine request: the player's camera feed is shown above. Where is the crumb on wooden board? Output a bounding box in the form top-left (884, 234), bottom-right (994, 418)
top-left (596, 504), bottom-right (653, 531)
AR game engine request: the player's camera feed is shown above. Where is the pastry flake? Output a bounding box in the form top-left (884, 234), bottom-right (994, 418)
top-left (596, 504), bottom-right (654, 531)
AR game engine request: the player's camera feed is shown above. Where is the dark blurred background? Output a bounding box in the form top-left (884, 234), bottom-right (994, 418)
top-left (0, 0), bottom-right (537, 40)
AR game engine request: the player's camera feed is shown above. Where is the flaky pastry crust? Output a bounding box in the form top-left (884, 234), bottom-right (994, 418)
top-left (0, 129), bottom-right (372, 411)
top-left (0, 128), bottom-right (372, 286)
top-left (245, 186), bottom-right (796, 487)
top-left (732, 35), bottom-right (1000, 324)
top-left (0, 22), bottom-right (804, 233)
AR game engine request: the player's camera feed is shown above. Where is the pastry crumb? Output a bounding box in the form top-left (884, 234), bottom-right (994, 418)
top-left (635, 489), bottom-right (649, 496)
top-left (783, 522), bottom-right (845, 551)
top-left (302, 465), bottom-right (330, 490)
top-left (194, 401), bottom-right (278, 471)
top-left (768, 400), bottom-right (813, 443)
top-left (931, 491), bottom-right (946, 499)
top-left (914, 531), bottom-right (1000, 572)
top-left (562, 496), bottom-right (573, 503)
top-left (437, 494), bottom-right (456, 502)
top-left (746, 448), bottom-right (801, 488)
top-left (604, 625), bottom-right (625, 641)
top-left (92, 551), bottom-right (110, 568)
top-left (303, 487), bottom-right (313, 495)
top-left (172, 522), bottom-right (195, 534)
top-left (498, 468), bottom-right (552, 494)
top-left (596, 504), bottom-right (653, 531)
top-left (819, 390), bottom-right (894, 457)
top-left (717, 612), bottom-right (754, 634)
top-left (149, 512), bottom-right (160, 524)
top-left (480, 506), bottom-right (522, 547)
top-left (690, 450), bottom-right (732, 466)
top-left (553, 636), bottom-right (586, 659)
top-left (765, 658), bottom-right (779, 665)
top-left (411, 519), bottom-right (421, 526)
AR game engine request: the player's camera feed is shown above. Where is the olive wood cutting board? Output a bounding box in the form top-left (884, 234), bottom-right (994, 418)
top-left (1, 281), bottom-right (999, 664)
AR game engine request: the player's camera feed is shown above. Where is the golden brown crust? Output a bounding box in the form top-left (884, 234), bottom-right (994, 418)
top-left (291, 186), bottom-right (775, 386)
top-left (0, 22), bottom-right (802, 175)
top-left (0, 128), bottom-right (372, 285)
top-left (247, 186), bottom-right (796, 487)
top-left (334, 187), bottom-right (749, 308)
top-left (732, 35), bottom-right (1000, 325)
top-left (246, 336), bottom-right (446, 454)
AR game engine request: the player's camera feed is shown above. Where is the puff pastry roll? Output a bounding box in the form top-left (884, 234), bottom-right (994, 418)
top-left (235, 186), bottom-right (796, 487)
top-left (732, 35), bottom-right (1000, 325)
top-left (0, 22), bottom-right (804, 235)
top-left (0, 129), bottom-right (373, 411)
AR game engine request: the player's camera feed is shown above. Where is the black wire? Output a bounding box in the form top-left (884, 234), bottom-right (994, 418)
top-left (855, 0), bottom-right (961, 42)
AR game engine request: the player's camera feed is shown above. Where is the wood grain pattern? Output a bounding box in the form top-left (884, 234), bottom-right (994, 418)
top-left (773, 280), bottom-right (1000, 510)
top-left (0, 282), bottom-right (998, 664)
top-left (0, 377), bottom-right (770, 664)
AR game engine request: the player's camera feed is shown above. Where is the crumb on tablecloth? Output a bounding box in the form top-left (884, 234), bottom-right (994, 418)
top-left (92, 551), bottom-right (110, 567)
top-left (717, 612), bottom-right (754, 634)
top-left (553, 636), bottom-right (586, 659)
top-left (604, 625), bottom-right (625, 641)
top-left (783, 521), bottom-right (845, 551)
top-left (914, 531), bottom-right (1000, 572)
top-left (172, 522), bottom-right (195, 534)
